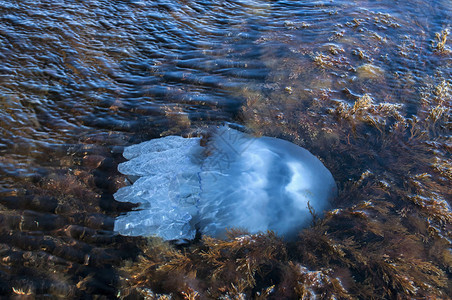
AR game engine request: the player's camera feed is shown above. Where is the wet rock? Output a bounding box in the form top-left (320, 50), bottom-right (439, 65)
top-left (85, 213), bottom-right (113, 230)
top-left (84, 231), bottom-right (117, 244)
top-left (1, 249), bottom-right (23, 266)
top-left (92, 170), bottom-right (112, 190)
top-left (97, 157), bottom-right (115, 172)
top-left (64, 225), bottom-right (96, 240)
top-left (31, 196), bottom-right (58, 213)
top-left (0, 214), bottom-right (22, 231)
top-left (0, 195), bottom-right (58, 213)
top-left (76, 273), bottom-right (116, 295)
top-left (356, 63), bottom-right (385, 80)
top-left (52, 244), bottom-right (87, 265)
top-left (47, 281), bottom-right (76, 298)
top-left (55, 204), bottom-right (74, 215)
top-left (82, 154), bottom-right (106, 170)
top-left (310, 75), bottom-right (333, 90)
top-left (0, 272), bottom-right (10, 294)
top-left (88, 248), bottom-right (120, 266)
top-left (111, 145), bottom-right (125, 154)
top-left (20, 210), bottom-right (65, 231)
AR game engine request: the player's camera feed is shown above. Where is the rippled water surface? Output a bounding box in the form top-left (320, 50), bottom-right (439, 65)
top-left (0, 0), bottom-right (450, 298)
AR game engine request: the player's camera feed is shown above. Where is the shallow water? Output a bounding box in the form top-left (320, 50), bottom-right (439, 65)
top-left (0, 0), bottom-right (450, 297)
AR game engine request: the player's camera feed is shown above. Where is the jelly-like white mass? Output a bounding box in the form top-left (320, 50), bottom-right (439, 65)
top-left (114, 126), bottom-right (337, 241)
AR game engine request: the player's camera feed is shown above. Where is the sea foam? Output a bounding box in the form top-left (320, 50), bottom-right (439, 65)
top-left (114, 126), bottom-right (337, 241)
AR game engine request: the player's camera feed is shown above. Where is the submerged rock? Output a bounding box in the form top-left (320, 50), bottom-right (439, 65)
top-left (114, 126), bottom-right (337, 241)
top-left (357, 63), bottom-right (385, 80)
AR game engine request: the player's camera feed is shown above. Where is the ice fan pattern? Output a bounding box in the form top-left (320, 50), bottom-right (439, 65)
top-left (114, 126), bottom-right (337, 241)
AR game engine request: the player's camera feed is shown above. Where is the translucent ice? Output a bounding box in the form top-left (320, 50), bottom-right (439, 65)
top-left (114, 126), bottom-right (337, 241)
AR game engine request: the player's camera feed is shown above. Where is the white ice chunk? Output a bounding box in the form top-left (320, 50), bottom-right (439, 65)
top-left (114, 126), bottom-right (337, 240)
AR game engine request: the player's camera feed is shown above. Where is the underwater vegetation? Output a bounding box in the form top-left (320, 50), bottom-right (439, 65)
top-left (0, 0), bottom-right (450, 298)
top-left (116, 11), bottom-right (451, 299)
top-left (117, 76), bottom-right (451, 299)
top-left (433, 29), bottom-right (450, 54)
top-left (0, 139), bottom-right (144, 298)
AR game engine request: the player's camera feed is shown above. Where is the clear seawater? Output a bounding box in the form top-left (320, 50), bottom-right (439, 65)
top-left (0, 0), bottom-right (450, 297)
